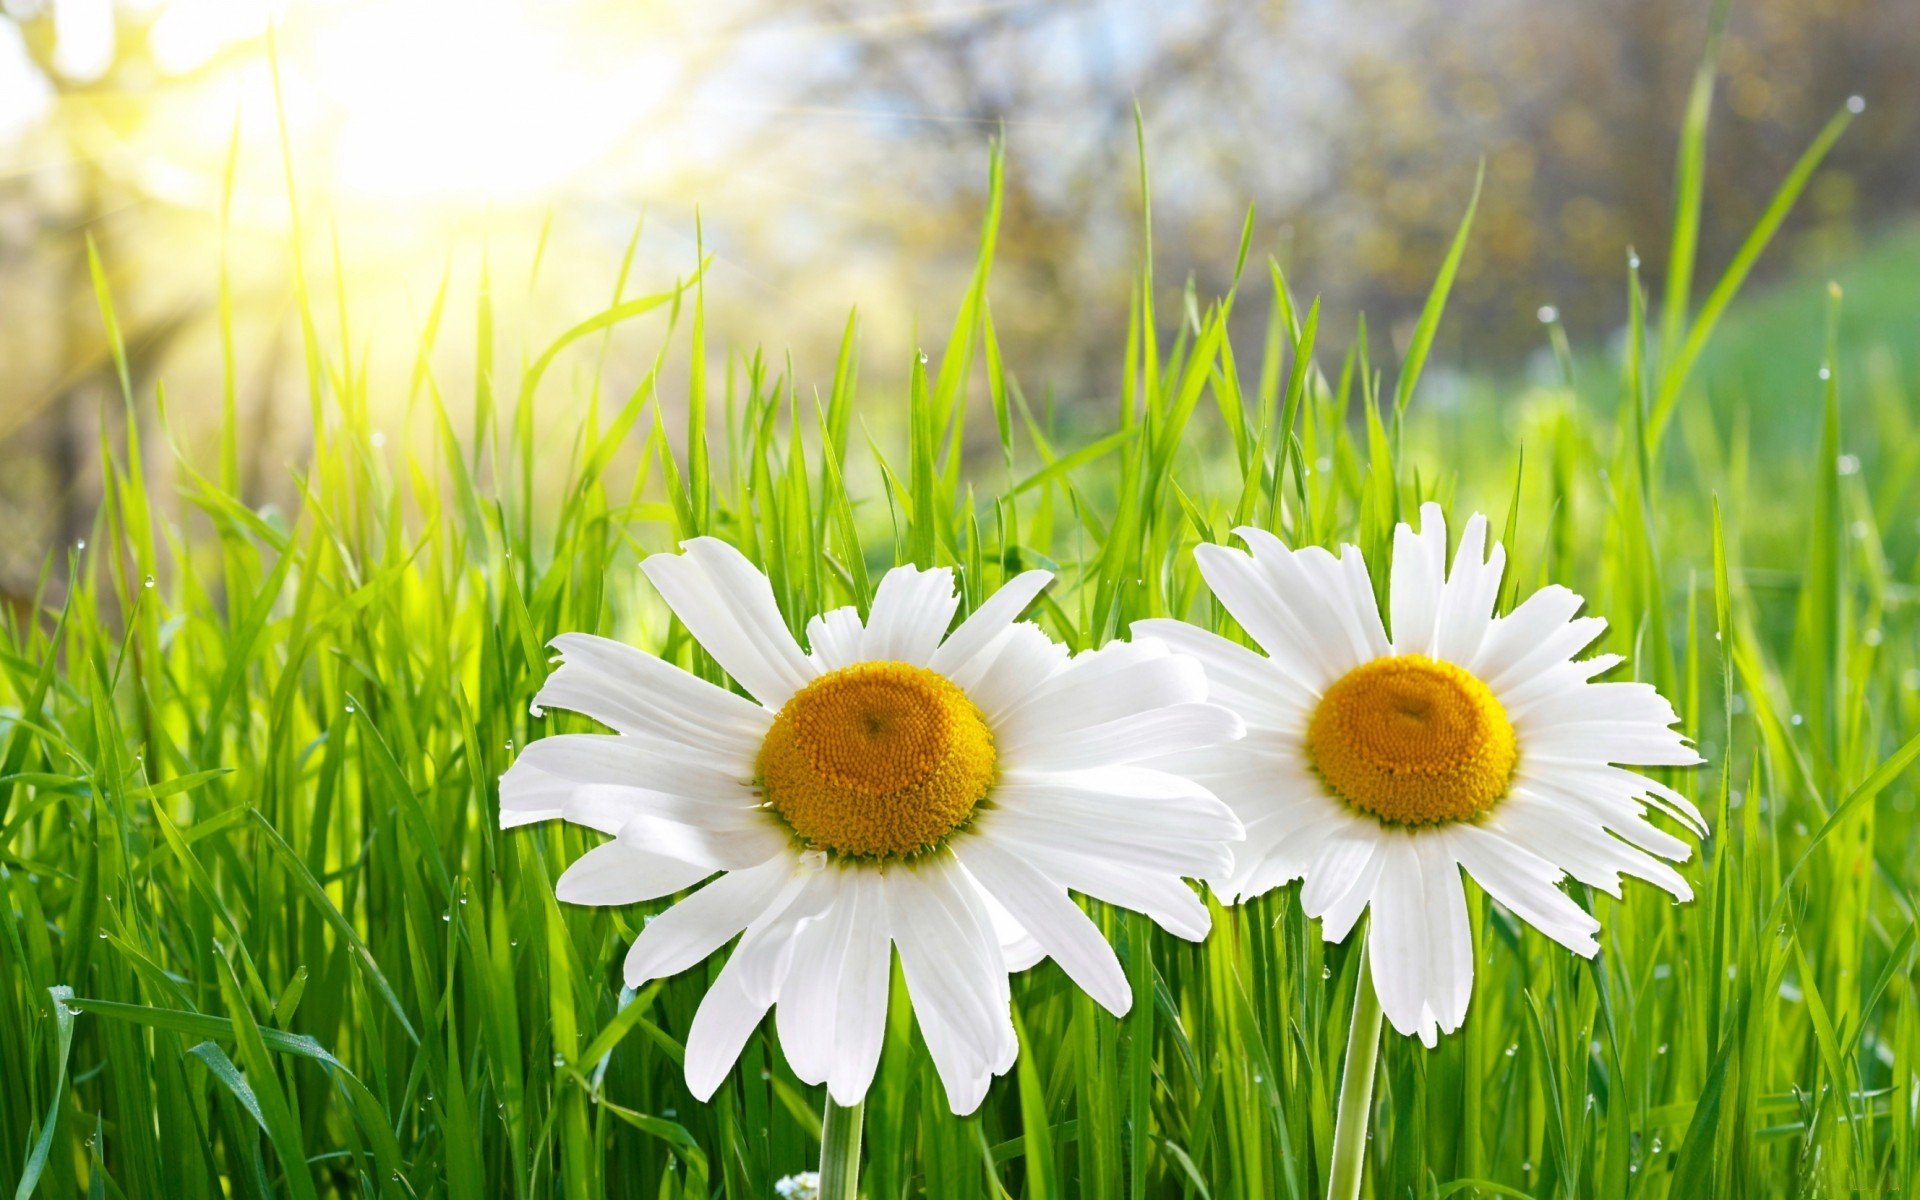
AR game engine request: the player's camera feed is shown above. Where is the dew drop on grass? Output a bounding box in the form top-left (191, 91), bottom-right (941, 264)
top-left (345, 702), bottom-right (356, 713)
top-left (1657, 1043), bottom-right (1668, 1055)
top-left (1536, 304), bottom-right (1558, 324)
top-left (1504, 1043), bottom-right (1517, 1057)
top-left (1818, 365), bottom-right (1832, 380)
top-left (1789, 713), bottom-right (1803, 726)
top-left (143, 574), bottom-right (155, 588)
top-left (1627, 252), bottom-right (1641, 270)
top-left (1847, 94), bottom-right (1866, 113)
top-left (75, 539), bottom-right (86, 551)
top-left (917, 350), bottom-right (929, 365)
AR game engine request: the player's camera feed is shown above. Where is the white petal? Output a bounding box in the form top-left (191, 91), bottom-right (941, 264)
top-left (641, 539), bottom-right (817, 707)
top-left (677, 866), bottom-right (841, 1100)
top-left (989, 829), bottom-right (1211, 939)
top-left (1192, 543), bottom-right (1338, 690)
top-left (826, 872), bottom-right (894, 1105)
top-left (861, 565), bottom-right (960, 666)
top-left (950, 622), bottom-right (1070, 722)
top-left (536, 633), bottom-right (770, 760)
top-left (498, 763), bottom-right (578, 830)
top-left (1416, 838), bottom-right (1474, 1032)
top-left (953, 836), bottom-right (1132, 1016)
top-left (1493, 789), bottom-right (1692, 900)
top-left (681, 956), bottom-right (770, 1101)
top-left (1234, 531), bottom-right (1391, 672)
top-left (1468, 585), bottom-right (1586, 681)
top-left (1365, 837), bottom-right (1442, 1046)
top-left (991, 767), bottom-right (1243, 843)
top-left (1130, 619), bottom-right (1315, 730)
top-left (509, 734), bottom-right (752, 803)
top-left (1000, 703), bottom-right (1243, 772)
top-left (1433, 514), bottom-right (1505, 665)
top-left (928, 571), bottom-right (1054, 679)
top-left (555, 840), bottom-right (713, 906)
top-left (1388, 502), bottom-right (1448, 656)
top-left (1524, 723), bottom-right (1703, 767)
top-left (806, 607), bottom-right (867, 672)
top-left (893, 857), bottom-right (1015, 1114)
top-left (994, 640), bottom-right (1208, 755)
top-left (775, 873), bottom-right (861, 1086)
top-left (623, 857), bottom-right (795, 985)
top-left (617, 810), bottom-right (789, 872)
top-left (1447, 826), bottom-right (1600, 957)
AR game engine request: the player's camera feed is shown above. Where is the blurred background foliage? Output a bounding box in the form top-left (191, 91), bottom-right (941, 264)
top-left (0, 0), bottom-right (1915, 593)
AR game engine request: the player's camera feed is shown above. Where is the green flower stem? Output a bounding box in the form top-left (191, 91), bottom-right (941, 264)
top-left (1327, 952), bottom-right (1384, 1200)
top-left (820, 1097), bottom-right (865, 1200)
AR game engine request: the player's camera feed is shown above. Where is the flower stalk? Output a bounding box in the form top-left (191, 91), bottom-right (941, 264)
top-left (1326, 952), bottom-right (1383, 1200)
top-left (819, 1098), bottom-right (865, 1200)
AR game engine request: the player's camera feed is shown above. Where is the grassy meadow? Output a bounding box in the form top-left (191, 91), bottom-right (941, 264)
top-left (4, 90), bottom-right (1920, 1200)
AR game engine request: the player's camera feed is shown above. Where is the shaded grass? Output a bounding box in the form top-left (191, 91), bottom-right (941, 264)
top-left (3, 91), bottom-right (1918, 1200)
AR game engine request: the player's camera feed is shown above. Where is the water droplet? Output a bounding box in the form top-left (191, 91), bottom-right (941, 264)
top-left (1790, 713), bottom-right (1804, 726)
top-left (98, 929), bottom-right (109, 939)
top-left (916, 350), bottom-right (929, 365)
top-left (1536, 304), bottom-right (1558, 324)
top-left (142, 574), bottom-right (155, 588)
top-left (505, 739), bottom-right (515, 752)
top-left (75, 539), bottom-right (87, 551)
top-left (1847, 94), bottom-right (1866, 114)
top-left (1504, 1043), bottom-right (1518, 1057)
top-left (553, 1053), bottom-right (566, 1067)
top-left (441, 913), bottom-right (451, 922)
top-left (1522, 1161), bottom-right (1533, 1173)
top-left (345, 702), bottom-right (356, 713)
top-left (1321, 966), bottom-right (1332, 980)
top-left (1657, 1042), bottom-right (1668, 1055)
top-left (1253, 1073), bottom-right (1264, 1084)
top-left (371, 431), bottom-right (388, 448)
top-left (1627, 252), bottom-right (1641, 270)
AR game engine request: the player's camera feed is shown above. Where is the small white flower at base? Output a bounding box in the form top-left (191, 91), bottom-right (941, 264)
top-left (774, 1171), bottom-right (821, 1200)
top-left (501, 538), bottom-right (1244, 1113)
top-left (1141, 503), bottom-right (1705, 1046)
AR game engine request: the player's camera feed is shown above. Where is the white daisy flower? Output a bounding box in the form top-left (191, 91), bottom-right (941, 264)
top-left (1139, 503), bottom-right (1704, 1046)
top-left (502, 538), bottom-right (1244, 1112)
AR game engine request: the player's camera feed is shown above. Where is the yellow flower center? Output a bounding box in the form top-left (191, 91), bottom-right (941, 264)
top-left (1307, 654), bottom-right (1517, 827)
top-left (758, 661), bottom-right (997, 859)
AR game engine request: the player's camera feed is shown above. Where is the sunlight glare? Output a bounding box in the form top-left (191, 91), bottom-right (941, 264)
top-left (307, 0), bottom-right (618, 203)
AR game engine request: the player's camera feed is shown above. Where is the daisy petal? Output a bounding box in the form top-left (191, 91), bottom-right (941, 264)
top-left (990, 829), bottom-right (1211, 940)
top-left (623, 857), bottom-right (795, 985)
top-left (1389, 502), bottom-right (1448, 655)
top-left (1131, 619), bottom-right (1315, 730)
top-left (861, 565), bottom-right (960, 666)
top-left (954, 836), bottom-right (1132, 1016)
top-left (928, 571), bottom-right (1054, 679)
top-left (1001, 702), bottom-right (1243, 772)
top-left (894, 858), bottom-right (1015, 1114)
top-left (1448, 826), bottom-right (1600, 957)
top-left (1367, 836), bottom-right (1438, 1045)
top-left (641, 538), bottom-right (817, 707)
top-left (1433, 514), bottom-right (1505, 664)
top-left (806, 606), bottom-right (868, 672)
top-left (536, 633), bottom-right (770, 759)
top-left (554, 839), bottom-right (713, 906)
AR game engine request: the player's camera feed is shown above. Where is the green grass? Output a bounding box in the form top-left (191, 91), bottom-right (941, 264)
top-left (4, 87), bottom-right (1920, 1199)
